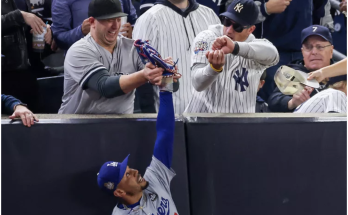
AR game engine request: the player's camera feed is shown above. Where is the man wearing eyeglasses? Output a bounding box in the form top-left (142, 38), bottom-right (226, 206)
top-left (268, 25), bottom-right (334, 112)
top-left (184, 0), bottom-right (279, 113)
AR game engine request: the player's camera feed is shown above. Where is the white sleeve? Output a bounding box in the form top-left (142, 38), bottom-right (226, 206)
top-left (144, 156), bottom-right (176, 193)
top-left (132, 12), bottom-right (159, 50)
top-left (191, 31), bottom-right (221, 92)
top-left (237, 38), bottom-right (279, 68)
top-left (64, 42), bottom-right (106, 88)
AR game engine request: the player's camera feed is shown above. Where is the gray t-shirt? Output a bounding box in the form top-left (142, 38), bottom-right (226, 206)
top-left (59, 34), bottom-right (144, 114)
top-left (111, 156), bottom-right (178, 215)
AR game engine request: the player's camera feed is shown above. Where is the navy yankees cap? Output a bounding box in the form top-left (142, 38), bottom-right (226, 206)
top-left (220, 0), bottom-right (259, 26)
top-left (301, 25), bottom-right (333, 44)
top-left (327, 75), bottom-right (347, 85)
top-left (97, 154), bottom-right (129, 194)
top-left (88, 0), bottom-right (127, 20)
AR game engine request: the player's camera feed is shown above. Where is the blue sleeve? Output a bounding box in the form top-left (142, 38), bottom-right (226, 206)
top-left (51, 0), bottom-right (85, 50)
top-left (153, 91), bottom-right (175, 169)
top-left (1, 94), bottom-right (21, 115)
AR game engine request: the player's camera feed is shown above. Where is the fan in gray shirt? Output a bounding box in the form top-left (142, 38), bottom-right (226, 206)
top-left (59, 0), bottom-right (166, 114)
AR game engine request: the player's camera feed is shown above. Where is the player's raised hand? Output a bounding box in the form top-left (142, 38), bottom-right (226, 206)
top-left (288, 86), bottom-right (313, 110)
top-left (212, 36), bottom-right (235, 54)
top-left (205, 50), bottom-right (225, 71)
top-left (307, 69), bottom-right (325, 82)
top-left (143, 62), bottom-right (164, 86)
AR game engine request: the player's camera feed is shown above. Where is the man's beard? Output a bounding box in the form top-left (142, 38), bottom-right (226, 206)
top-left (141, 181), bottom-right (149, 190)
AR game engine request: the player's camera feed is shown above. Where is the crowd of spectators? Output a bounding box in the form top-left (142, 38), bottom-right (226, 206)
top-left (1, 0), bottom-right (347, 126)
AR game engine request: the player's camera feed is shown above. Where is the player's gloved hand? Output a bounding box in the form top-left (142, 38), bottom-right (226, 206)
top-left (265, 0), bottom-right (292, 14)
top-left (307, 69), bottom-right (326, 83)
top-left (288, 86), bottom-right (313, 110)
top-left (163, 57), bottom-right (180, 82)
top-left (143, 62), bottom-right (164, 86)
top-left (120, 23), bottom-right (133, 39)
top-left (205, 50), bottom-right (225, 71)
top-left (212, 35), bottom-right (235, 54)
top-left (9, 105), bottom-right (39, 127)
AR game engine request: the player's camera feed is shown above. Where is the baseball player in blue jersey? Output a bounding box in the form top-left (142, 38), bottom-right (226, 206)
top-left (97, 79), bottom-right (179, 214)
top-left (184, 0), bottom-right (279, 113)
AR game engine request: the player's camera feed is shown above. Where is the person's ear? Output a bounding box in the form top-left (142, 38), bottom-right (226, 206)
top-left (259, 80), bottom-right (265, 88)
top-left (114, 188), bottom-right (126, 198)
top-left (248, 25), bottom-right (256, 34)
top-left (89, 17), bottom-right (95, 27)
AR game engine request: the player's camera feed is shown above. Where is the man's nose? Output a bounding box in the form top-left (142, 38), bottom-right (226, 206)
top-left (111, 20), bottom-right (118, 28)
top-left (311, 46), bottom-right (319, 55)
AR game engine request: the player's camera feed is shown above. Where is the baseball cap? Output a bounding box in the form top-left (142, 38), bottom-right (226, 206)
top-left (97, 154), bottom-right (129, 194)
top-left (301, 25), bottom-right (333, 45)
top-left (274, 65), bottom-right (320, 95)
top-left (88, 0), bottom-right (128, 20)
top-left (220, 0), bottom-right (259, 26)
top-left (327, 75), bottom-right (347, 85)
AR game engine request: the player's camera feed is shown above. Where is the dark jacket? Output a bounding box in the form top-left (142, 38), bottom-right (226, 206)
top-left (267, 60), bottom-right (327, 112)
top-left (1, 0), bottom-right (29, 72)
top-left (256, 96), bottom-right (270, 113)
top-left (254, 0), bottom-right (332, 52)
top-left (1, 94), bottom-right (21, 114)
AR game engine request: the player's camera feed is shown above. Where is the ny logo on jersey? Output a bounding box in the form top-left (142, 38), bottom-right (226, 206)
top-left (233, 68), bottom-right (249, 92)
top-left (234, 3), bottom-right (243, 13)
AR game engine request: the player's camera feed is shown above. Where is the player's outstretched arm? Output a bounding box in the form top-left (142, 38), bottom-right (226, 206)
top-left (84, 62), bottom-right (163, 98)
top-left (153, 91), bottom-right (175, 169)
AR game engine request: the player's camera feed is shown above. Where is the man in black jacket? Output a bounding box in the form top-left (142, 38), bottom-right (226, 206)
top-left (268, 25), bottom-right (334, 112)
top-left (1, 0), bottom-right (47, 112)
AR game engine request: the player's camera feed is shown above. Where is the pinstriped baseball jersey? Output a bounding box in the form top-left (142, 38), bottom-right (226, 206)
top-left (294, 88), bottom-right (347, 113)
top-left (111, 157), bottom-right (178, 215)
top-left (132, 4), bottom-right (221, 114)
top-left (184, 24), bottom-right (279, 113)
top-left (59, 34), bottom-right (144, 114)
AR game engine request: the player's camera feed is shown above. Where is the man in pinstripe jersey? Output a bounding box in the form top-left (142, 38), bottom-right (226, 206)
top-left (132, 0), bottom-right (221, 114)
top-left (184, 0), bottom-right (279, 113)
